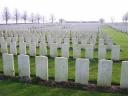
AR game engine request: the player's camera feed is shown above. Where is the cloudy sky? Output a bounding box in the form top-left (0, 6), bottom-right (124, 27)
top-left (0, 0), bottom-right (128, 22)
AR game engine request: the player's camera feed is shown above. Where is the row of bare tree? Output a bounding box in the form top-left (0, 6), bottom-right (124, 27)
top-left (1, 7), bottom-right (56, 24)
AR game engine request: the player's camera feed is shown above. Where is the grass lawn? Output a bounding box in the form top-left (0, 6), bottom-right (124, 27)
top-left (0, 80), bottom-right (126, 96)
top-left (0, 25), bottom-right (127, 96)
top-left (102, 25), bottom-right (128, 60)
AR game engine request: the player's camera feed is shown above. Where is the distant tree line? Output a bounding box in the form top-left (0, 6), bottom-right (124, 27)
top-left (99, 12), bottom-right (128, 24)
top-left (1, 7), bottom-right (56, 24)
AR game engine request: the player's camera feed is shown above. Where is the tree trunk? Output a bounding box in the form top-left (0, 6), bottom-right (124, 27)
top-left (6, 20), bottom-right (7, 24)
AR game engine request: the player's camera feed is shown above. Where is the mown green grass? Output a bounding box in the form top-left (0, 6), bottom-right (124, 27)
top-left (0, 25), bottom-right (127, 96)
top-left (102, 25), bottom-right (128, 60)
top-left (0, 80), bottom-right (126, 96)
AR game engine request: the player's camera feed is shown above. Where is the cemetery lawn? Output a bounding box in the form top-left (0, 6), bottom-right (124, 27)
top-left (0, 80), bottom-right (127, 96)
top-left (0, 25), bottom-right (128, 95)
top-left (102, 25), bottom-right (128, 60)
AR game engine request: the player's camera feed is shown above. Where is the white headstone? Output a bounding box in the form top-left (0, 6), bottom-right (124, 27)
top-left (25, 36), bottom-right (31, 47)
top-left (18, 54), bottom-right (30, 78)
top-left (40, 35), bottom-right (46, 43)
top-left (73, 44), bottom-right (81, 58)
top-left (36, 56), bottom-right (48, 80)
top-left (90, 38), bottom-right (96, 45)
top-left (75, 58), bottom-right (89, 84)
top-left (81, 39), bottom-right (87, 45)
top-left (97, 59), bottom-right (113, 86)
top-left (55, 57), bottom-right (68, 82)
top-left (10, 42), bottom-right (17, 55)
top-left (1, 42), bottom-right (8, 53)
top-left (99, 39), bottom-right (104, 45)
top-left (64, 38), bottom-right (69, 44)
top-left (39, 43), bottom-right (47, 56)
top-left (6, 37), bottom-right (11, 46)
top-left (2, 53), bottom-right (15, 76)
top-left (47, 38), bottom-right (53, 47)
top-left (19, 36), bottom-right (24, 43)
top-left (120, 61), bottom-right (128, 88)
top-left (50, 43), bottom-right (57, 57)
top-left (72, 38), bottom-right (78, 44)
top-left (98, 45), bottom-right (106, 59)
top-left (61, 43), bottom-right (69, 58)
top-left (107, 39), bottom-right (113, 50)
top-left (0, 37), bottom-right (5, 44)
top-left (112, 45), bottom-right (120, 60)
top-left (86, 44), bottom-right (94, 59)
top-left (12, 37), bottom-right (18, 43)
top-left (29, 42), bottom-right (36, 56)
top-left (56, 38), bottom-right (62, 47)
top-left (19, 42), bottom-right (26, 54)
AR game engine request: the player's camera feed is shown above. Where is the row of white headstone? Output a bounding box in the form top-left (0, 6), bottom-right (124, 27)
top-left (0, 41), bottom-right (120, 60)
top-left (0, 41), bottom-right (93, 58)
top-left (99, 32), bottom-right (114, 49)
top-left (98, 35), bottom-right (120, 60)
top-left (0, 29), bottom-right (97, 38)
top-left (0, 36), bottom-right (97, 46)
top-left (98, 44), bottom-right (120, 60)
top-left (109, 23), bottom-right (128, 33)
top-left (2, 53), bottom-right (128, 88)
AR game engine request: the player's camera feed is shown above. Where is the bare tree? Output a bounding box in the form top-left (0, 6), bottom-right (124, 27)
top-left (59, 18), bottom-right (65, 24)
top-left (111, 17), bottom-right (114, 23)
top-left (14, 9), bottom-right (20, 24)
top-left (50, 14), bottom-right (56, 23)
top-left (2, 7), bottom-right (10, 24)
top-left (42, 16), bottom-right (45, 23)
top-left (99, 18), bottom-right (105, 23)
top-left (123, 12), bottom-right (128, 23)
top-left (30, 13), bottom-right (34, 23)
top-left (22, 11), bottom-right (27, 23)
top-left (36, 14), bottom-right (41, 24)
top-left (122, 16), bottom-right (125, 23)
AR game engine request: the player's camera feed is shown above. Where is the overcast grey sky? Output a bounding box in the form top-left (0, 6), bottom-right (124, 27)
top-left (0, 0), bottom-right (128, 22)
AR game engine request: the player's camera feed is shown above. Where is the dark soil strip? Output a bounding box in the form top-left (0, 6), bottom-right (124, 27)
top-left (0, 74), bottom-right (128, 94)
